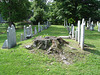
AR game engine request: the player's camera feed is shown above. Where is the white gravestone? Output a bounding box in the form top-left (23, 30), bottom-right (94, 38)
top-left (80, 19), bottom-right (85, 50)
top-left (78, 20), bottom-right (81, 44)
top-left (24, 25), bottom-right (26, 40)
top-left (72, 25), bottom-right (75, 39)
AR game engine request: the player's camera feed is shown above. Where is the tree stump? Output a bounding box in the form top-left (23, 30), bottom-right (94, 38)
top-left (33, 36), bottom-right (69, 54)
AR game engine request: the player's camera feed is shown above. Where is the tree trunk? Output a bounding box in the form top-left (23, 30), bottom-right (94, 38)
top-left (9, 22), bottom-right (15, 28)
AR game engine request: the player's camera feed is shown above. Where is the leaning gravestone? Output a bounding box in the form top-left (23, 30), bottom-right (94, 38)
top-left (2, 25), bottom-right (16, 49)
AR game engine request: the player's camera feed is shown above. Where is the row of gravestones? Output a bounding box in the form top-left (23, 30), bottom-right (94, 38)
top-left (64, 18), bottom-right (100, 32)
top-left (64, 19), bottom-right (85, 50)
top-left (2, 21), bottom-right (51, 49)
top-left (21, 21), bottom-right (51, 41)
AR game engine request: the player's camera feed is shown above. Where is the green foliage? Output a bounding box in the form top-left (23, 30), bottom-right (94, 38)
top-left (49, 0), bottom-right (100, 25)
top-left (0, 0), bottom-right (31, 24)
top-left (30, 0), bottom-right (48, 24)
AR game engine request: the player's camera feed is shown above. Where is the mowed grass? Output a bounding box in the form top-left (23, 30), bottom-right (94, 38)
top-left (0, 25), bottom-right (100, 75)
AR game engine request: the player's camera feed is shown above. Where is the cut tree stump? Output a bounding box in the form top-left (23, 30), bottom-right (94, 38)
top-left (33, 36), bottom-right (69, 54)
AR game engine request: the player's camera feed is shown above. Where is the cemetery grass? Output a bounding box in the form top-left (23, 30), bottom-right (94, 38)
top-left (0, 25), bottom-right (100, 75)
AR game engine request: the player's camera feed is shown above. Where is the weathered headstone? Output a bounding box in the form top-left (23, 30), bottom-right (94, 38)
top-left (26, 27), bottom-right (31, 38)
top-left (24, 25), bottom-right (33, 39)
top-left (2, 25), bottom-right (16, 49)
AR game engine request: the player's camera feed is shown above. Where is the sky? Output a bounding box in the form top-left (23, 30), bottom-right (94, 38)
top-left (47, 0), bottom-right (53, 3)
top-left (29, 0), bottom-right (53, 3)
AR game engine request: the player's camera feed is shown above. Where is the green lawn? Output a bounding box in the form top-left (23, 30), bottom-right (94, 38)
top-left (0, 25), bottom-right (100, 75)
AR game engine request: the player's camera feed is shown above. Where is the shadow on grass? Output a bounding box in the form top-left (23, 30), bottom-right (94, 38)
top-left (85, 30), bottom-right (100, 40)
top-left (84, 48), bottom-right (100, 56)
top-left (85, 43), bottom-right (96, 48)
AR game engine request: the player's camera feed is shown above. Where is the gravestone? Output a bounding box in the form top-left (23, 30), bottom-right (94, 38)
top-left (69, 24), bottom-right (73, 38)
top-left (34, 27), bottom-right (37, 34)
top-left (97, 21), bottom-right (99, 26)
top-left (24, 26), bottom-right (26, 40)
top-left (24, 25), bottom-right (33, 39)
top-left (38, 22), bottom-right (41, 32)
top-left (41, 26), bottom-right (43, 31)
top-left (98, 23), bottom-right (100, 32)
top-left (86, 21), bottom-right (89, 29)
top-left (26, 27), bottom-right (31, 38)
top-left (78, 20), bottom-right (81, 44)
top-left (29, 25), bottom-right (33, 37)
top-left (2, 25), bottom-right (16, 49)
top-left (89, 18), bottom-right (91, 26)
top-left (21, 33), bottom-right (24, 41)
top-left (75, 28), bottom-right (78, 41)
top-left (66, 20), bottom-right (68, 28)
top-left (90, 21), bottom-right (94, 31)
top-left (80, 19), bottom-right (85, 50)
top-left (72, 25), bottom-right (74, 39)
top-left (67, 26), bottom-right (70, 34)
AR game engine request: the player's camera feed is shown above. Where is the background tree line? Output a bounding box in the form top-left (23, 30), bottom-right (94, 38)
top-left (0, 0), bottom-right (100, 26)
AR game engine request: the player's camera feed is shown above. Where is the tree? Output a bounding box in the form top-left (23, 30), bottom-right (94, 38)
top-left (50, 0), bottom-right (100, 25)
top-left (0, 0), bottom-right (31, 26)
top-left (30, 0), bottom-right (48, 24)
